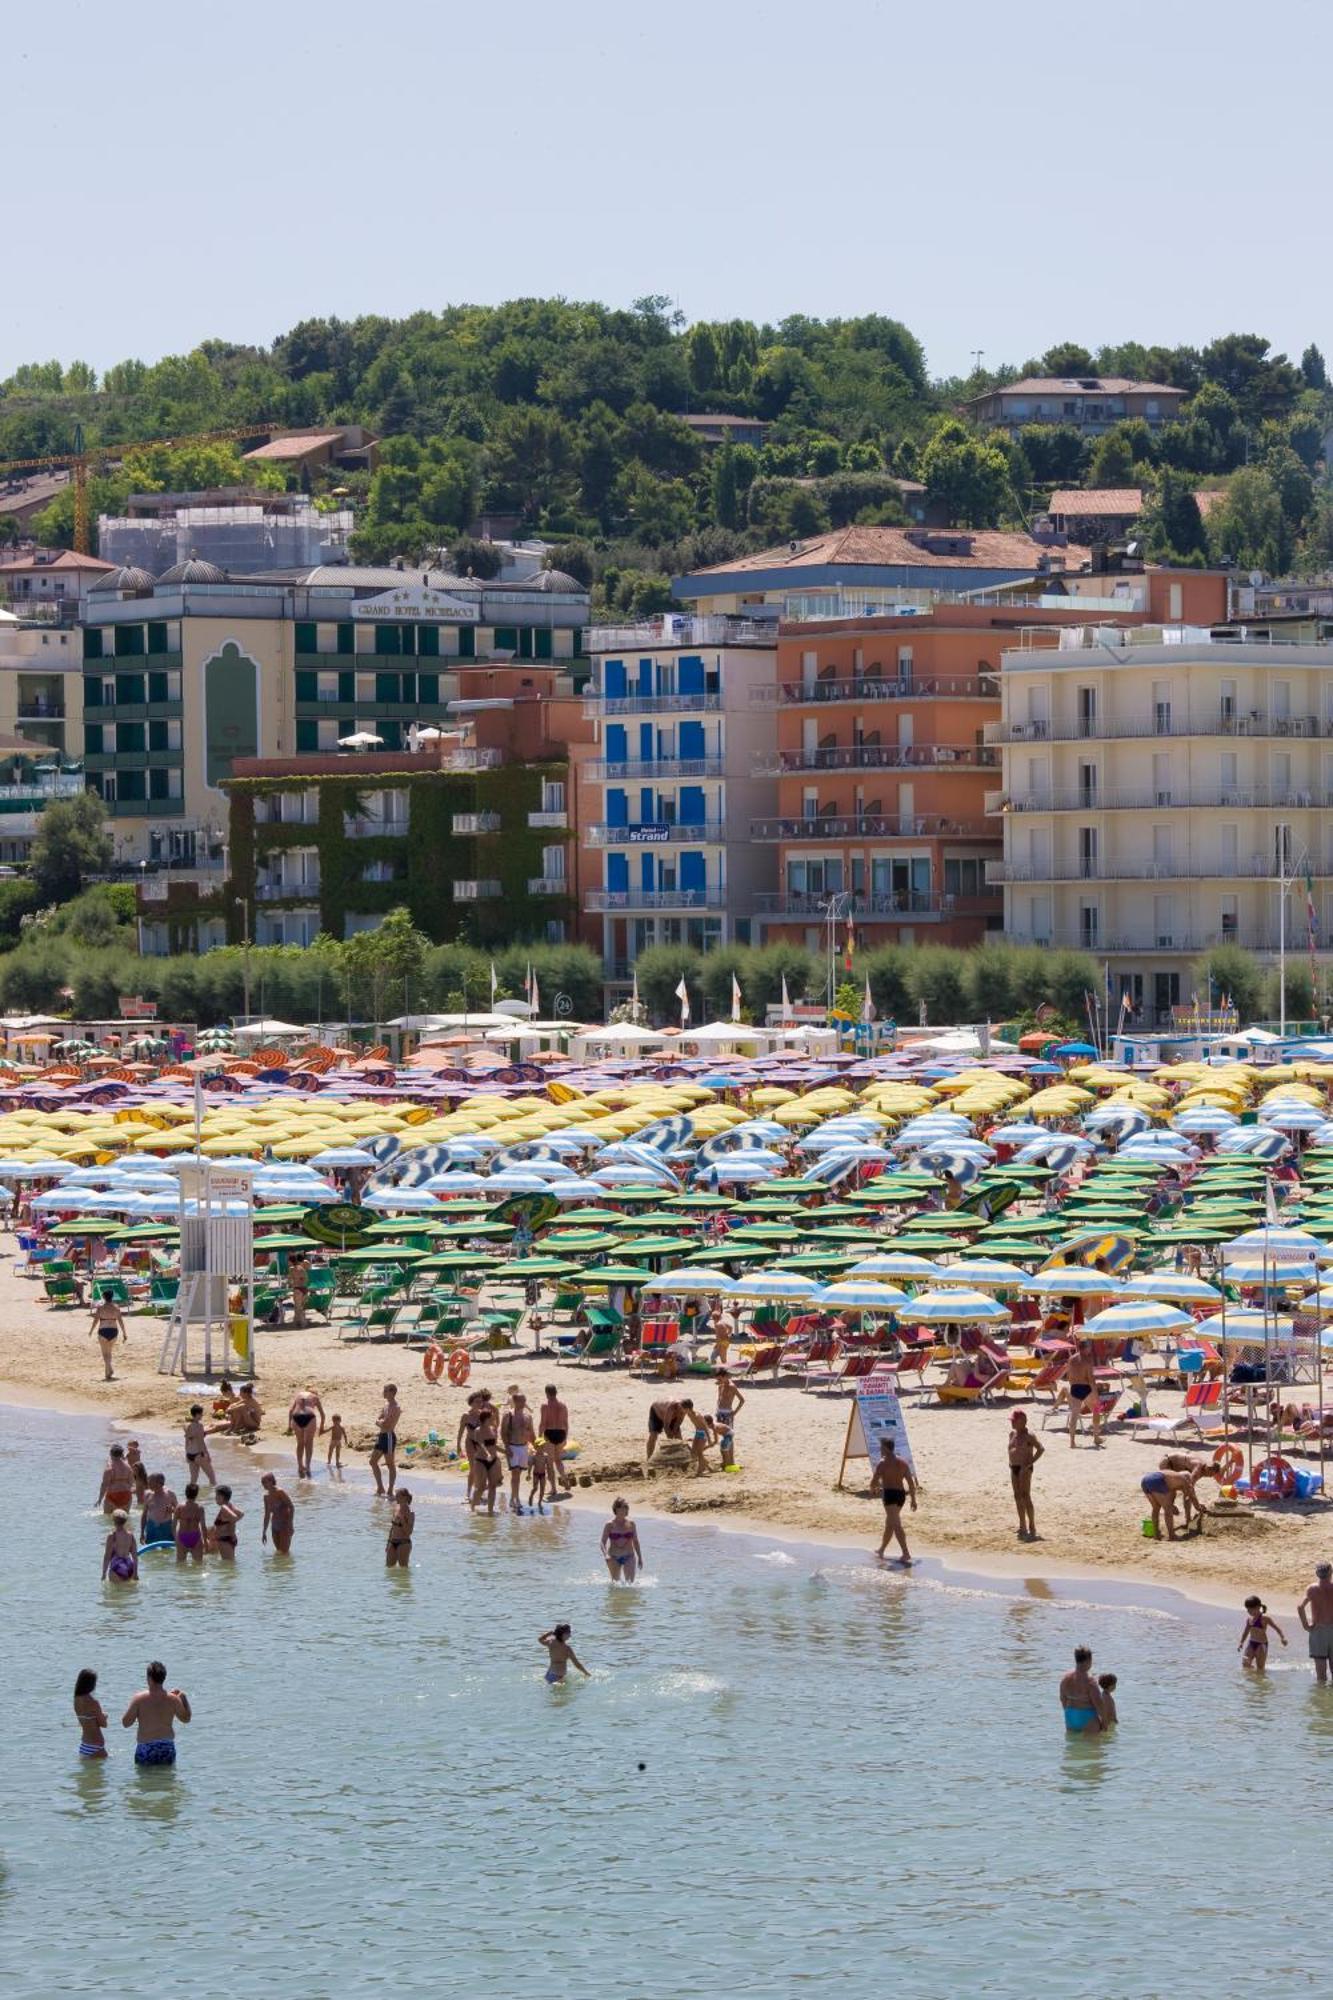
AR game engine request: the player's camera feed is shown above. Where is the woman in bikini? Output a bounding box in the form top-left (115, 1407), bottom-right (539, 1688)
top-left (174, 1484), bottom-right (207, 1566)
top-left (1238, 1595), bottom-right (1288, 1672)
top-left (74, 1669), bottom-right (108, 1759)
top-left (89, 1297), bottom-right (127, 1381)
top-left (471, 1404), bottom-right (502, 1517)
top-left (95, 1444), bottom-right (135, 1517)
top-left (385, 1488), bottom-right (414, 1568)
top-left (210, 1486), bottom-right (244, 1562)
top-left (261, 1473), bottom-right (295, 1555)
top-left (539, 1623), bottom-right (590, 1686)
top-left (286, 1389), bottom-right (325, 1479)
top-left (600, 1498), bottom-right (643, 1583)
top-left (101, 1510), bottom-right (139, 1584)
top-left (869, 1437), bottom-right (919, 1565)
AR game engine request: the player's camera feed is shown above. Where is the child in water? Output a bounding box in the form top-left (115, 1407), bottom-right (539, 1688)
top-left (74, 1669), bottom-right (107, 1758)
top-left (1097, 1673), bottom-right (1118, 1727)
top-left (1239, 1596), bottom-right (1288, 1671)
top-left (527, 1437), bottom-right (553, 1512)
top-left (101, 1511), bottom-right (138, 1583)
top-left (539, 1624), bottom-right (590, 1685)
top-left (326, 1414), bottom-right (348, 1472)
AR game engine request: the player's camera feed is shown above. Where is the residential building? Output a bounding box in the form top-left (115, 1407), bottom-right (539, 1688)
top-left (0, 610), bottom-right (84, 759)
top-left (679, 414), bottom-right (769, 449)
top-left (673, 525), bottom-right (1096, 618)
top-left (80, 563), bottom-right (590, 880)
top-left (0, 473), bottom-right (71, 533)
top-left (0, 547), bottom-right (116, 619)
top-left (0, 748), bottom-right (85, 868)
top-left (240, 426), bottom-right (379, 477)
top-left (580, 616), bottom-right (778, 986)
top-left (990, 623), bottom-right (1333, 1024)
top-left (185, 742), bottom-right (576, 959)
top-left (1045, 489), bottom-right (1143, 541)
top-left (962, 377), bottom-right (1186, 437)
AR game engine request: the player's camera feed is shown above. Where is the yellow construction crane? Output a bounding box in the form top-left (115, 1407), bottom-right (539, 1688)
top-left (0, 422), bottom-right (289, 553)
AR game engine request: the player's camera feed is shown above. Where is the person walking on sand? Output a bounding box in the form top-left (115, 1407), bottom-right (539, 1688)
top-left (95, 1444), bottom-right (135, 1517)
top-left (1061, 1342), bottom-right (1102, 1448)
top-left (73, 1668), bottom-right (108, 1760)
top-left (1059, 1647), bottom-right (1107, 1734)
top-left (501, 1390), bottom-right (536, 1515)
top-left (600, 1498), bottom-right (643, 1583)
top-left (287, 1388), bottom-right (326, 1480)
top-left (122, 1661), bottom-right (190, 1768)
top-left (261, 1473), bottom-right (295, 1555)
top-left (1008, 1411), bottom-right (1044, 1541)
top-left (538, 1384), bottom-right (572, 1493)
top-left (1297, 1562), bottom-right (1333, 1684)
top-left (101, 1510), bottom-right (138, 1583)
top-left (1239, 1595), bottom-right (1287, 1672)
top-left (369, 1384), bottom-right (401, 1498)
top-left (287, 1250), bottom-right (312, 1328)
top-left (211, 1486), bottom-right (244, 1562)
top-left (385, 1488), bottom-right (414, 1568)
top-left (89, 1296), bottom-right (127, 1381)
top-left (539, 1624), bottom-right (590, 1686)
top-left (326, 1412), bottom-right (349, 1473)
top-left (869, 1436), bottom-right (918, 1565)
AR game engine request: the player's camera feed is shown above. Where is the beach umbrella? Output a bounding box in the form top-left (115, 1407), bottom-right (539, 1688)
top-left (1224, 1225), bottom-right (1325, 1265)
top-left (814, 1281), bottom-right (912, 1312)
top-left (309, 1146), bottom-right (380, 1169)
top-left (1082, 1299), bottom-right (1194, 1338)
top-left (1258, 1102), bottom-right (1325, 1131)
top-left (643, 1267), bottom-right (735, 1294)
top-left (932, 1258), bottom-right (1032, 1289)
top-left (849, 1252), bottom-right (939, 1280)
top-left (1015, 1138), bottom-right (1095, 1173)
top-left (1122, 1273), bottom-right (1224, 1305)
top-left (725, 1270), bottom-right (821, 1301)
top-left (1043, 1228), bottom-right (1137, 1271)
top-left (909, 1288), bottom-right (1011, 1324)
top-left (1083, 1106), bottom-right (1151, 1136)
top-left (1170, 1108), bottom-right (1239, 1136)
top-left (915, 1151), bottom-right (985, 1186)
top-left (1195, 1309), bottom-right (1298, 1343)
top-left (1215, 1128), bottom-right (1291, 1160)
top-left (1218, 1258), bottom-right (1320, 1287)
top-left (496, 1257), bottom-right (582, 1278)
top-left (1030, 1268), bottom-right (1126, 1297)
top-left (577, 1264), bottom-right (657, 1286)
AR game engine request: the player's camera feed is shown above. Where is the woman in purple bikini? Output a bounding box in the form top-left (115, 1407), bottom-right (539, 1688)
top-left (174, 1485), bottom-right (207, 1565)
top-left (101, 1510), bottom-right (138, 1583)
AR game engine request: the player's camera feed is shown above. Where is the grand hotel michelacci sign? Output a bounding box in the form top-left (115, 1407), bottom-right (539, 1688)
top-left (351, 585), bottom-right (480, 622)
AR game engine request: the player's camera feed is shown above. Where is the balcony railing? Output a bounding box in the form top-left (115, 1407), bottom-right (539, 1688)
top-left (585, 757), bottom-right (724, 780)
top-left (343, 816), bottom-right (409, 839)
top-left (753, 674), bottom-right (998, 707)
top-left (585, 822), bottom-right (726, 847)
top-left (755, 743), bottom-right (998, 775)
top-left (1001, 789), bottom-right (1333, 814)
top-left (257, 878), bottom-right (320, 902)
top-left (452, 879), bottom-right (502, 900)
top-left (751, 814), bottom-right (996, 842)
top-left (589, 617), bottom-right (773, 652)
top-left (16, 702), bottom-right (66, 719)
top-left (527, 810), bottom-right (568, 829)
top-left (991, 858), bottom-right (1298, 883)
top-left (583, 693), bottom-right (722, 716)
top-left (990, 712), bottom-right (1333, 745)
top-left (586, 888), bottom-right (728, 911)
top-left (754, 891), bottom-right (995, 919)
top-left (527, 877), bottom-right (569, 896)
top-left (452, 812), bottom-right (501, 835)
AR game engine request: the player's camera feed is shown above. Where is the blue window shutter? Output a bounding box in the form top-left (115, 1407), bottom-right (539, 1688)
top-left (679, 785), bottom-right (705, 824)
top-left (606, 723), bottom-right (627, 763)
top-left (604, 659), bottom-right (626, 697)
top-left (607, 852), bottom-right (628, 891)
top-left (678, 654), bottom-right (705, 695)
top-left (679, 851), bottom-right (706, 892)
top-left (606, 789), bottom-right (627, 826)
top-left (641, 852), bottom-right (655, 892)
top-left (679, 718), bottom-right (705, 759)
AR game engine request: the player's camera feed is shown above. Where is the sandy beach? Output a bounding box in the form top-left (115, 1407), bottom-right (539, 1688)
top-left (8, 1261), bottom-right (1328, 1612)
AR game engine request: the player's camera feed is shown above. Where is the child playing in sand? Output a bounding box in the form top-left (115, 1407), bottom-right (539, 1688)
top-left (1239, 1596), bottom-right (1288, 1671)
top-left (539, 1624), bottom-right (589, 1685)
top-left (1097, 1673), bottom-right (1118, 1727)
top-left (688, 1409), bottom-right (717, 1476)
top-left (326, 1413), bottom-right (349, 1472)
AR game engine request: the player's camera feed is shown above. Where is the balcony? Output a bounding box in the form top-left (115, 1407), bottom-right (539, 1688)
top-left (82, 702), bottom-right (183, 723)
top-left (754, 743), bottom-right (998, 775)
top-left (527, 810), bottom-right (568, 829)
top-left (751, 814), bottom-right (997, 842)
top-left (586, 888), bottom-right (728, 911)
top-left (754, 891), bottom-right (996, 920)
top-left (83, 749), bottom-right (183, 772)
top-left (583, 693), bottom-right (722, 717)
top-left (452, 812), bottom-right (501, 835)
top-left (990, 711), bottom-right (1331, 745)
top-left (16, 702), bottom-right (66, 720)
top-left (585, 822), bottom-right (726, 847)
top-left (753, 674), bottom-right (998, 707)
top-left (999, 788), bottom-right (1333, 814)
top-left (452, 879), bottom-right (502, 901)
top-left (527, 877), bottom-right (569, 896)
top-left (991, 858), bottom-right (1294, 883)
top-left (257, 878), bottom-right (320, 902)
top-left (343, 816), bottom-right (408, 839)
top-left (585, 756), bottom-right (724, 780)
top-left (105, 798), bottom-right (184, 819)
top-left (588, 617), bottom-right (773, 652)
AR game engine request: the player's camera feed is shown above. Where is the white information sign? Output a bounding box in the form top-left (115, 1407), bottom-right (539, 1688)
top-left (839, 1387), bottom-right (915, 1485)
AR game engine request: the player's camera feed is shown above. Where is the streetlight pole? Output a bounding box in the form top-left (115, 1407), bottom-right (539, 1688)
top-left (822, 889), bottom-right (850, 1013)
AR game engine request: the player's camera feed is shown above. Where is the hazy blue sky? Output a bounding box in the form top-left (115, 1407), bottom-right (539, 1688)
top-left (6, 0), bottom-right (1330, 382)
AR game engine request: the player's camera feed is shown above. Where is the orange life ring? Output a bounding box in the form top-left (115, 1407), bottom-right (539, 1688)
top-left (422, 1343), bottom-right (446, 1383)
top-left (447, 1348), bottom-right (471, 1387)
top-left (1212, 1443), bottom-right (1244, 1484)
top-left (1253, 1455), bottom-right (1296, 1500)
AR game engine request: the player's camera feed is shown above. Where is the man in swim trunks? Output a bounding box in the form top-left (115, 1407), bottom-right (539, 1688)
top-left (538, 1384), bottom-right (571, 1493)
top-left (122, 1660), bottom-right (191, 1767)
top-left (96, 1444), bottom-right (135, 1517)
top-left (1059, 1647), bottom-right (1107, 1734)
top-left (89, 1296), bottom-right (127, 1380)
top-left (714, 1369), bottom-right (745, 1469)
top-left (1008, 1411), bottom-right (1044, 1541)
top-left (869, 1436), bottom-right (919, 1564)
top-left (501, 1391), bottom-right (536, 1515)
top-left (287, 1388), bottom-right (326, 1479)
top-left (645, 1398), bottom-right (694, 1460)
top-left (369, 1384), bottom-right (401, 1498)
top-left (1061, 1342), bottom-right (1102, 1449)
top-left (261, 1473), bottom-right (296, 1554)
top-left (140, 1472), bottom-right (178, 1549)
top-left (1297, 1561), bottom-right (1333, 1684)
top-left (183, 1407), bottom-right (216, 1490)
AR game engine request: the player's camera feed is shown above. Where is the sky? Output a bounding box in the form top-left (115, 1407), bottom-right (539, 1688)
top-left (5, 0), bottom-right (1332, 384)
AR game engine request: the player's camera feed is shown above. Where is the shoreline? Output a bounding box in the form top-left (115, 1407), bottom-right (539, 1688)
top-left (5, 1377), bottom-right (1245, 1621)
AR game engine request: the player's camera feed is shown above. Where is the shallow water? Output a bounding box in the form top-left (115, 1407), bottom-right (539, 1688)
top-left (2, 1404), bottom-right (1327, 1997)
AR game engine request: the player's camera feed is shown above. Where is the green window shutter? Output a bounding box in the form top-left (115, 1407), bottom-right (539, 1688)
top-left (294, 621), bottom-right (317, 653)
top-left (148, 720), bottom-right (168, 751)
top-left (418, 624), bottom-right (439, 656)
top-left (338, 672), bottom-right (354, 703)
top-left (115, 674), bottom-right (145, 705)
top-left (83, 629), bottom-right (104, 660)
top-left (149, 768), bottom-right (169, 800)
top-left (119, 722), bottom-right (146, 753)
top-left (146, 622), bottom-right (169, 655)
top-left (296, 720), bottom-right (317, 752)
top-left (114, 625), bottom-right (145, 657)
top-left (295, 670), bottom-right (317, 703)
top-left (376, 673), bottom-right (399, 704)
top-left (337, 622), bottom-right (355, 654)
top-left (534, 628), bottom-right (553, 661)
top-left (84, 681), bottom-right (103, 710)
top-left (374, 624), bottom-right (402, 655)
top-left (417, 673), bottom-right (438, 704)
top-left (457, 625), bottom-right (476, 660)
top-left (85, 724), bottom-right (104, 755)
top-left (494, 627), bottom-right (517, 651)
top-left (147, 671), bottom-right (168, 703)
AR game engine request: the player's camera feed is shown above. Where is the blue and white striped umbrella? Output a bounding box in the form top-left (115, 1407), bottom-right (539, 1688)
top-left (592, 1161), bottom-right (677, 1186)
top-left (909, 1288), bottom-right (1012, 1323)
top-left (915, 1150), bottom-right (986, 1185)
top-left (1215, 1128), bottom-right (1291, 1159)
top-left (644, 1267), bottom-right (735, 1294)
top-left (1170, 1108), bottom-right (1239, 1135)
top-left (1123, 1272), bottom-right (1224, 1305)
top-left (850, 1252), bottom-right (940, 1280)
top-left (1082, 1299), bottom-right (1194, 1337)
top-left (1196, 1309), bottom-right (1300, 1342)
top-left (933, 1258), bottom-right (1032, 1289)
top-left (1084, 1106), bottom-right (1151, 1136)
top-left (1258, 1101), bottom-right (1325, 1131)
top-left (726, 1270), bottom-right (821, 1301)
top-left (1224, 1226), bottom-right (1325, 1264)
top-left (1016, 1134), bottom-right (1095, 1163)
top-left (374, 1188), bottom-right (446, 1212)
top-left (1031, 1268), bottom-right (1126, 1297)
top-left (487, 1170), bottom-right (567, 1193)
top-left (992, 1122), bottom-right (1050, 1145)
top-left (1218, 1258), bottom-right (1320, 1287)
top-left (309, 1146), bottom-right (379, 1170)
top-left (419, 1171), bottom-right (491, 1195)
top-left (814, 1280), bottom-right (913, 1312)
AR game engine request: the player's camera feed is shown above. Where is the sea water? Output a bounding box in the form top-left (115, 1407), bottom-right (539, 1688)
top-left (1, 1404), bottom-right (1328, 1999)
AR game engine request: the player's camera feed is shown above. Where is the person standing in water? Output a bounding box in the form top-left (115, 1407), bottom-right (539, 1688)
top-left (287, 1388), bottom-right (325, 1480)
top-left (600, 1498), bottom-right (643, 1583)
top-left (89, 1296), bottom-right (127, 1381)
top-left (385, 1488), bottom-right (414, 1568)
top-left (211, 1487), bottom-right (244, 1562)
top-left (261, 1473), bottom-right (295, 1555)
top-left (122, 1662), bottom-right (191, 1768)
top-left (73, 1668), bottom-right (107, 1759)
top-left (125, 1441), bottom-right (149, 1506)
top-left (369, 1384), bottom-right (401, 1498)
top-left (538, 1384), bottom-right (572, 1494)
top-left (174, 1485), bottom-right (207, 1565)
top-left (1297, 1562), bottom-right (1333, 1685)
top-left (101, 1510), bottom-right (138, 1584)
top-left (140, 1472), bottom-right (177, 1551)
top-left (501, 1391), bottom-right (536, 1514)
top-left (95, 1444), bottom-right (135, 1517)
top-left (1059, 1647), bottom-right (1107, 1734)
top-left (326, 1412), bottom-right (349, 1473)
top-left (869, 1435), bottom-right (918, 1565)
top-left (1008, 1411), bottom-right (1044, 1541)
top-left (1239, 1596), bottom-right (1287, 1671)
top-left (183, 1407), bottom-right (216, 1491)
top-left (539, 1624), bottom-right (590, 1685)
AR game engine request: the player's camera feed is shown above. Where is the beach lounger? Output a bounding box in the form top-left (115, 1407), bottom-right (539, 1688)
top-left (341, 1302), bottom-right (400, 1343)
top-left (1131, 1379), bottom-right (1227, 1444)
top-left (42, 1275), bottom-right (79, 1308)
top-left (633, 1320), bottom-right (680, 1375)
top-left (728, 1341), bottom-right (782, 1381)
top-left (92, 1276), bottom-right (131, 1306)
top-left (566, 1325), bottom-right (622, 1367)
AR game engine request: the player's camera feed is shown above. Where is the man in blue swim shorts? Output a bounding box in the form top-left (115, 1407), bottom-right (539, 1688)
top-left (123, 1659), bottom-right (191, 1766)
top-left (1059, 1646), bottom-right (1107, 1733)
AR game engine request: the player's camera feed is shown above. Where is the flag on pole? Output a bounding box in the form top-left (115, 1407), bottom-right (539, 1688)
top-left (1266, 1175), bottom-right (1279, 1227)
top-left (529, 966), bottom-right (540, 1016)
top-left (631, 968), bottom-right (641, 1017)
top-left (731, 972), bottom-right (742, 1023)
top-left (1305, 862), bottom-right (1319, 980)
top-left (861, 976), bottom-right (875, 1024)
top-left (490, 961), bottom-right (498, 1008)
top-left (675, 975), bottom-right (690, 1025)
top-left (844, 913), bottom-right (855, 973)
top-left (780, 974), bottom-right (791, 1019)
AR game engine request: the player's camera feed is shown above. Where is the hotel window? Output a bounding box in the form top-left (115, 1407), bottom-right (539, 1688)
top-left (1152, 753), bottom-right (1172, 806)
top-left (1152, 681), bottom-right (1171, 733)
top-left (1152, 825), bottom-right (1173, 870)
top-left (1220, 680), bottom-right (1237, 727)
top-left (1220, 752), bottom-right (1238, 797)
top-left (1079, 904), bottom-right (1100, 948)
top-left (944, 858), bottom-right (984, 897)
top-left (1219, 824), bottom-right (1238, 870)
top-left (1220, 893), bottom-right (1238, 941)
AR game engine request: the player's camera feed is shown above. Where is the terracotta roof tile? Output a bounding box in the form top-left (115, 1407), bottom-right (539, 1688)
top-left (1047, 488), bottom-right (1142, 516)
top-left (686, 524), bottom-right (1092, 577)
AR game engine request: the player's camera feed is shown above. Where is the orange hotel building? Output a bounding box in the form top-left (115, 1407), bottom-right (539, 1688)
top-left (751, 575), bottom-right (1229, 952)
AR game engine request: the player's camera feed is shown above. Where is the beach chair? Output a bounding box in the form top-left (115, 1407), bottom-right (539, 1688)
top-left (874, 1347), bottom-right (933, 1395)
top-left (1131, 1379), bottom-right (1227, 1444)
top-left (42, 1274), bottom-right (79, 1308)
top-left (633, 1320), bottom-right (680, 1375)
top-left (341, 1302), bottom-right (400, 1344)
top-left (802, 1341), bottom-right (850, 1394)
top-left (92, 1276), bottom-right (131, 1306)
top-left (729, 1341), bottom-right (782, 1381)
top-left (566, 1324), bottom-right (622, 1367)
top-left (146, 1275), bottom-right (179, 1315)
top-left (304, 1268), bottom-right (336, 1320)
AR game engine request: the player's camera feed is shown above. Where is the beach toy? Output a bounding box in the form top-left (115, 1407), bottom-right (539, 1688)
top-left (427, 1431), bottom-right (440, 1446)
top-left (422, 1344), bottom-right (446, 1383)
top-left (1141, 1518), bottom-right (1157, 1538)
top-left (1253, 1456), bottom-right (1296, 1500)
top-left (448, 1348), bottom-right (471, 1386)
